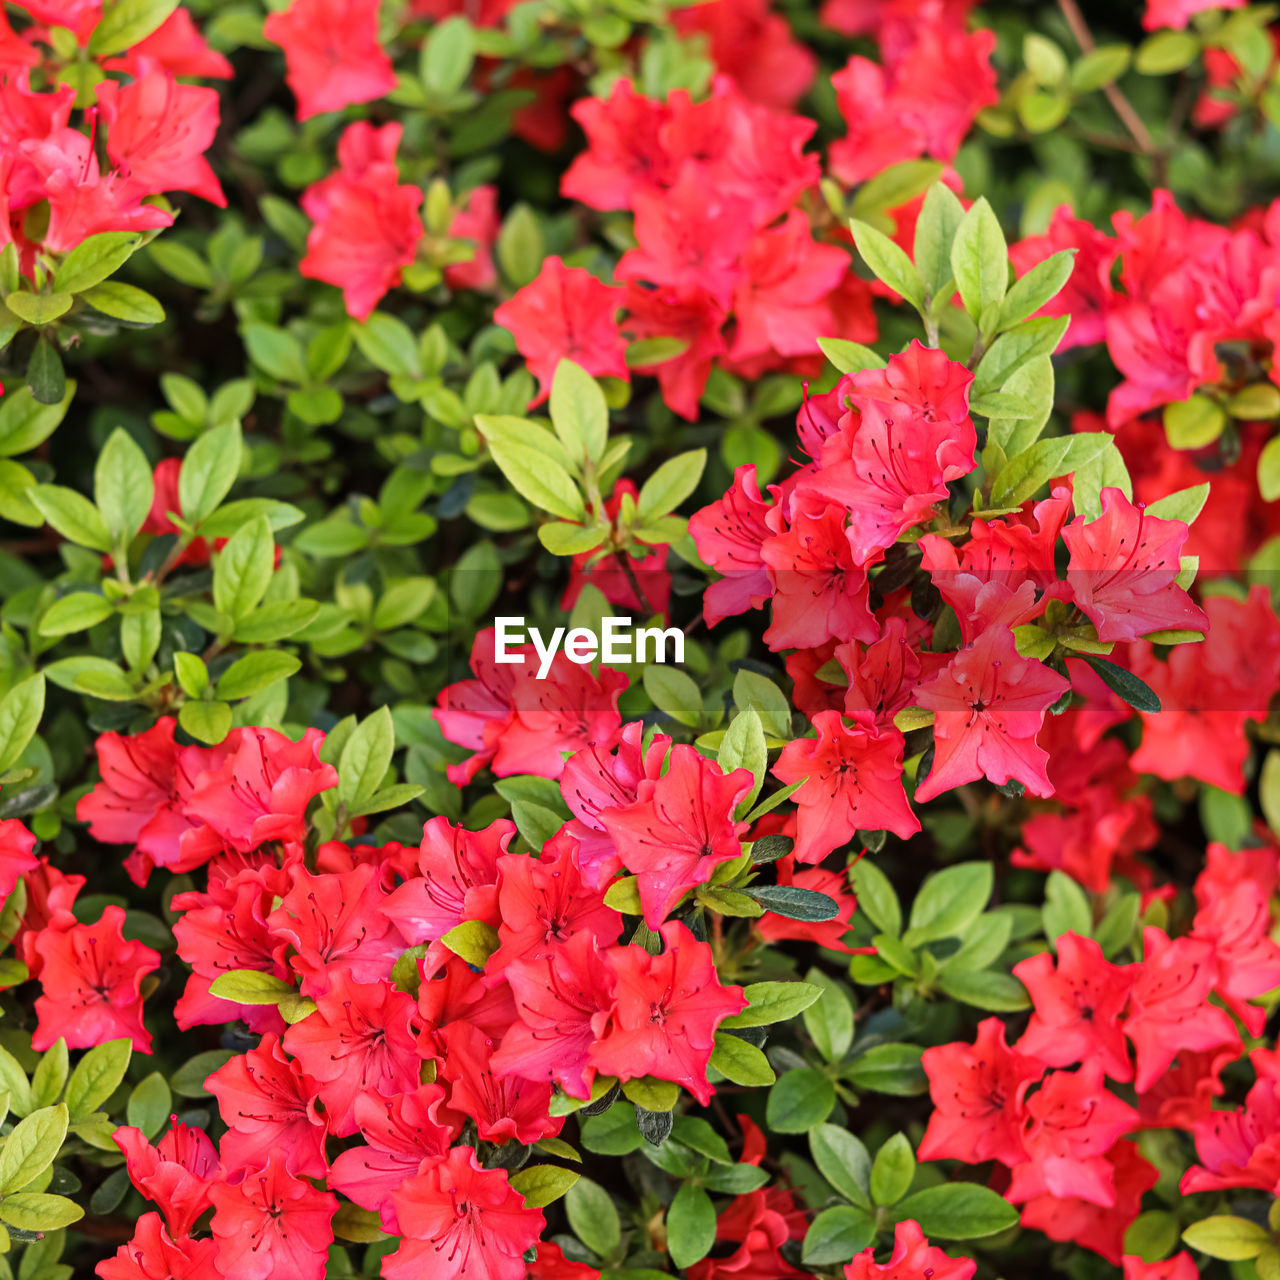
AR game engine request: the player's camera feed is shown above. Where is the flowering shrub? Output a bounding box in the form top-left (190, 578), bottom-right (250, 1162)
top-left (3, 0), bottom-right (1280, 1277)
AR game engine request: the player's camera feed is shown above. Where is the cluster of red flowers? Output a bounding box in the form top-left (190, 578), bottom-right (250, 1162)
top-left (921, 838), bottom-right (1280, 1271)
top-left (0, 3), bottom-right (227, 270)
top-left (67, 717), bottom-right (776, 1280)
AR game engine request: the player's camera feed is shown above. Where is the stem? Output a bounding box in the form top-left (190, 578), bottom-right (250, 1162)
top-left (1057, 0), bottom-right (1157, 156)
top-left (614, 549), bottom-right (659, 618)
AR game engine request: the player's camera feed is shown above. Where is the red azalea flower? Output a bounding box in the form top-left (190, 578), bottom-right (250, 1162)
top-left (0, 818), bottom-right (36, 899)
top-left (845, 1220), bottom-right (976, 1280)
top-left (96, 1212), bottom-right (221, 1280)
top-left (382, 815), bottom-right (512, 946)
top-left (599, 743), bottom-right (752, 927)
top-left (1013, 933), bottom-right (1135, 1082)
top-left (1062, 488), bottom-right (1207, 643)
top-left (494, 257), bottom-right (629, 403)
top-left (689, 464), bottom-right (779, 628)
top-left (1124, 1256), bottom-right (1199, 1280)
top-left (914, 625), bottom-right (1070, 802)
top-left (327, 1084), bottom-right (454, 1232)
top-left (1143, 0), bottom-right (1243, 30)
top-left (919, 1017), bottom-right (1045, 1168)
top-left (773, 709), bottom-right (919, 862)
top-left (32, 906), bottom-right (160, 1052)
top-left (622, 283), bottom-right (727, 421)
top-left (263, 0), bottom-right (395, 121)
top-left (446, 184), bottom-right (499, 292)
top-left (103, 9), bottom-right (234, 79)
top-left (282, 975), bottom-right (421, 1137)
top-left (1183, 1049), bottom-right (1280, 1195)
top-left (97, 70), bottom-right (225, 207)
top-left (113, 1121), bottom-right (219, 1238)
top-left (384, 1146), bottom-right (544, 1280)
top-left (208, 1152), bottom-right (337, 1280)
top-left (590, 921), bottom-right (746, 1104)
top-left (205, 1034), bottom-right (329, 1178)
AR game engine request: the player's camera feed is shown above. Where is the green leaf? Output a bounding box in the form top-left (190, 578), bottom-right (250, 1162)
top-left (179, 700), bottom-right (232, 746)
top-left (208, 970), bottom-right (295, 1006)
top-left (988, 431), bottom-right (1113, 508)
top-left (38, 593), bottom-right (114, 636)
top-left (934, 969), bottom-right (1031, 1011)
top-left (30, 1041), bottom-right (67, 1112)
top-left (565, 1177), bottom-right (620, 1259)
top-left (1135, 29), bottom-right (1200, 75)
top-left (1259, 435), bottom-right (1280, 503)
top-left (733, 669), bottom-right (791, 739)
top-left (1163, 395), bottom-right (1225, 450)
top-left (80, 281), bottom-right (164, 324)
top-left (869, 1132), bottom-right (915, 1207)
top-left (538, 522), bottom-right (607, 556)
top-left (718, 707), bottom-right (766, 809)
top-left (817, 338), bottom-right (885, 375)
top-left (767, 1068), bottom-right (836, 1133)
top-left (27, 337), bottom-right (65, 405)
top-left (496, 203), bottom-right (544, 288)
top-left (65, 1040), bottom-right (131, 1121)
top-left (846, 1043), bottom-right (927, 1096)
top-left (710, 1032), bottom-right (776, 1086)
top-left (893, 1183), bottom-right (1019, 1240)
top-left (951, 197), bottom-right (1008, 322)
top-left (242, 323), bottom-right (305, 383)
top-left (720, 981), bottom-right (822, 1028)
top-left (30, 485), bottom-right (112, 552)
top-left (748, 885), bottom-right (839, 922)
top-left (810, 1124), bottom-right (872, 1210)
top-left (212, 516), bottom-right (274, 620)
top-left (848, 858), bottom-right (901, 936)
top-left (126, 1072), bottom-right (171, 1137)
top-left (914, 182), bottom-right (966, 301)
top-left (0, 675), bottom-right (45, 774)
top-left (850, 220), bottom-right (925, 312)
top-left (638, 449), bottom-right (706, 521)
top-left (95, 427), bottom-right (153, 544)
top-left (1146, 482), bottom-right (1211, 525)
top-left (580, 1103), bottom-right (644, 1156)
top-left (0, 1193), bottom-right (83, 1231)
top-left (0, 384), bottom-right (74, 458)
top-left (338, 707), bottom-right (394, 810)
top-left (999, 250), bottom-right (1075, 331)
top-left (52, 232), bottom-right (138, 294)
top-left (217, 652), bottom-right (300, 702)
top-left (803, 969), bottom-right (855, 1062)
top-left (89, 0), bottom-right (179, 56)
top-left (1071, 44), bottom-right (1132, 91)
top-left (5, 292), bottom-right (72, 325)
top-left (550, 360), bottom-right (608, 463)
top-left (905, 863), bottom-right (992, 945)
top-left (1043, 869), bottom-right (1093, 942)
top-left (483, 434), bottom-right (585, 521)
top-left (1081, 655), bottom-right (1160, 713)
top-left (421, 15), bottom-right (475, 96)
top-left (667, 1184), bottom-right (716, 1269)
top-left (802, 1205), bottom-right (876, 1266)
top-left (181, 423), bottom-right (243, 527)
top-left (643, 666), bottom-right (702, 727)
top-left (509, 1164), bottom-right (578, 1210)
top-left (0, 1105), bottom-right (68, 1193)
top-left (971, 315), bottom-right (1069, 396)
top-left (1181, 1216), bottom-right (1270, 1261)
top-left (440, 920), bottom-right (499, 968)
top-left (354, 313), bottom-right (419, 378)
top-left (169, 1050), bottom-right (235, 1098)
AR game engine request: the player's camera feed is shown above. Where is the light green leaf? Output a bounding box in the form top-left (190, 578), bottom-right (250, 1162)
top-left (951, 197), bottom-right (1008, 322)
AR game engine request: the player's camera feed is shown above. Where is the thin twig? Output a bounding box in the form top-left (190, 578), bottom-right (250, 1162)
top-left (1058, 0), bottom-right (1158, 156)
top-left (614, 550), bottom-right (660, 618)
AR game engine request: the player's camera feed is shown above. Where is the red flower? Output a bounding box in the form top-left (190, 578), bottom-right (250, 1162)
top-left (32, 906), bottom-right (159, 1052)
top-left (205, 1034), bottom-right (329, 1178)
top-left (103, 9), bottom-right (234, 80)
top-left (1183, 1049), bottom-right (1280, 1195)
top-left (919, 1017), bottom-right (1045, 1168)
top-left (622, 284), bottom-right (727, 421)
top-left (494, 257), bottom-right (629, 403)
top-left (491, 930), bottom-right (617, 1099)
top-left (1144, 0), bottom-right (1243, 30)
top-left (382, 815), bottom-right (511, 946)
top-left (113, 1121), bottom-right (218, 1238)
top-left (263, 0), bottom-right (396, 121)
top-left (282, 975), bottom-right (421, 1136)
top-left (384, 1147), bottom-right (544, 1280)
top-left (0, 818), bottom-right (36, 899)
top-left (327, 1086), bottom-right (454, 1232)
top-left (1123, 927), bottom-right (1238, 1092)
top-left (97, 70), bottom-right (225, 207)
top-left (208, 1152), bottom-right (337, 1280)
top-left (773, 709), bottom-right (919, 862)
top-left (1062, 488), bottom-right (1207, 643)
top-left (300, 122), bottom-right (423, 321)
top-left (845, 1220), bottom-right (976, 1280)
top-left (1124, 1256), bottom-right (1199, 1280)
top-left (914, 625), bottom-right (1070, 802)
top-left (590, 922), bottom-right (746, 1104)
top-left (599, 744), bottom-right (752, 927)
top-left (96, 1212), bottom-right (221, 1280)
top-left (446, 184), bottom-right (499, 292)
top-left (1013, 933), bottom-right (1135, 1082)
top-left (688, 464), bottom-right (778, 628)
